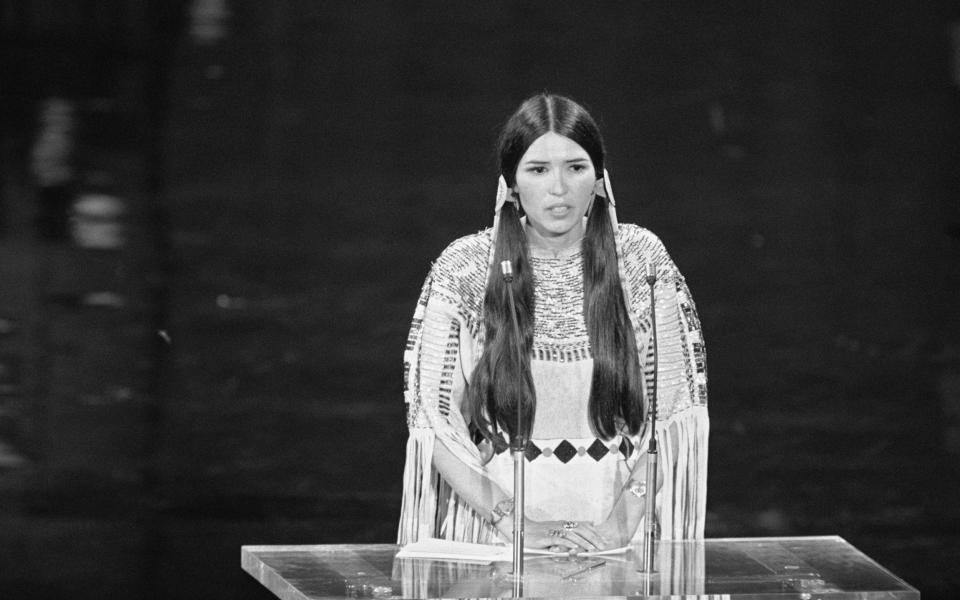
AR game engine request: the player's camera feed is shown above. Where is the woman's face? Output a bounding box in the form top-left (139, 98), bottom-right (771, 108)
top-left (513, 132), bottom-right (599, 247)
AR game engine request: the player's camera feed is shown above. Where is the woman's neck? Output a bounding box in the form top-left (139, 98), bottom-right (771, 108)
top-left (524, 220), bottom-right (585, 258)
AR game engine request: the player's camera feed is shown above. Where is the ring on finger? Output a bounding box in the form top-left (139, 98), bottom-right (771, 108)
top-left (549, 528), bottom-right (566, 538)
top-left (563, 520), bottom-right (578, 530)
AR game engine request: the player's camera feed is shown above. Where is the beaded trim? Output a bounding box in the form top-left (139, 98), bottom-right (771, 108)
top-left (493, 436), bottom-right (635, 463)
top-left (530, 251), bottom-right (592, 361)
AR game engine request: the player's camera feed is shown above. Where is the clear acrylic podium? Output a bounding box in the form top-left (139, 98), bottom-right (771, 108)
top-left (242, 536), bottom-right (919, 599)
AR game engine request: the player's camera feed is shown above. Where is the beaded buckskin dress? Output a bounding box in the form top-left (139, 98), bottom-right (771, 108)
top-left (398, 223), bottom-right (708, 546)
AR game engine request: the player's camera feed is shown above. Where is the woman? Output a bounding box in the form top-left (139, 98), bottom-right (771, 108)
top-left (398, 94), bottom-right (708, 552)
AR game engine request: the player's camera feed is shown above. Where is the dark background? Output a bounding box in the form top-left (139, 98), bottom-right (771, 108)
top-left (2, 1), bottom-right (960, 598)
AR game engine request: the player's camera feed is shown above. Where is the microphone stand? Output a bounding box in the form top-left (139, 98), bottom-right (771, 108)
top-left (642, 262), bottom-right (660, 575)
top-left (500, 260), bottom-right (525, 593)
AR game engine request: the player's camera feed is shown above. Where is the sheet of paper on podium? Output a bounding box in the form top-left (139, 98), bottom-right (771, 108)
top-left (395, 538), bottom-right (631, 564)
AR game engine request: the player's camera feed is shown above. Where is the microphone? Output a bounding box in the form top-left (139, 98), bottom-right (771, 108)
top-left (645, 262), bottom-right (657, 285)
top-left (642, 260), bottom-right (660, 574)
top-left (500, 258), bottom-right (525, 585)
top-left (500, 259), bottom-right (522, 451)
top-left (500, 259), bottom-right (513, 282)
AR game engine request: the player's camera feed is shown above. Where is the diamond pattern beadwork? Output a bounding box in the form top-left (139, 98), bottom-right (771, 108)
top-left (516, 438), bottom-right (636, 462)
top-left (524, 442), bottom-right (542, 461)
top-left (587, 439), bottom-right (610, 461)
top-left (553, 440), bottom-right (577, 463)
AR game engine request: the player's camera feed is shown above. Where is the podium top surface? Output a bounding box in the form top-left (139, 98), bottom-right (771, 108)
top-left (241, 536), bottom-right (919, 600)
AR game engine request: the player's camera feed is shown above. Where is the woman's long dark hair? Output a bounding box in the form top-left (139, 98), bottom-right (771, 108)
top-left (468, 94), bottom-right (644, 450)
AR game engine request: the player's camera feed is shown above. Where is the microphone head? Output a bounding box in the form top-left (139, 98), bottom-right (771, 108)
top-left (500, 260), bottom-right (514, 282)
top-left (645, 262), bottom-right (657, 283)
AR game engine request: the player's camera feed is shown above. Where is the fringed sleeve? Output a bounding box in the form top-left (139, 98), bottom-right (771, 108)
top-left (397, 232), bottom-right (494, 545)
top-left (620, 225), bottom-right (709, 541)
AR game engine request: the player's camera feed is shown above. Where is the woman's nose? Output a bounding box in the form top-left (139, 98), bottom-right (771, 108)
top-left (549, 171), bottom-right (566, 195)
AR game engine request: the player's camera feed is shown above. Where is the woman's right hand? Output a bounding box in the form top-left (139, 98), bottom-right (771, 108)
top-left (498, 519), bottom-right (609, 554)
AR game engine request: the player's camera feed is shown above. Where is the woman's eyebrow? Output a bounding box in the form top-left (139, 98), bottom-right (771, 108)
top-left (521, 157), bottom-right (590, 165)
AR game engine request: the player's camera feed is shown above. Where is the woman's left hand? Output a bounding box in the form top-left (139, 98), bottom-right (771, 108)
top-left (553, 521), bottom-right (608, 553)
top-left (522, 519), bottom-right (608, 553)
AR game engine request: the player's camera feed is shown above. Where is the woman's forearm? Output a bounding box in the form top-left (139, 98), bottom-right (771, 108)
top-left (604, 422), bottom-right (677, 543)
top-left (432, 438), bottom-right (514, 538)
